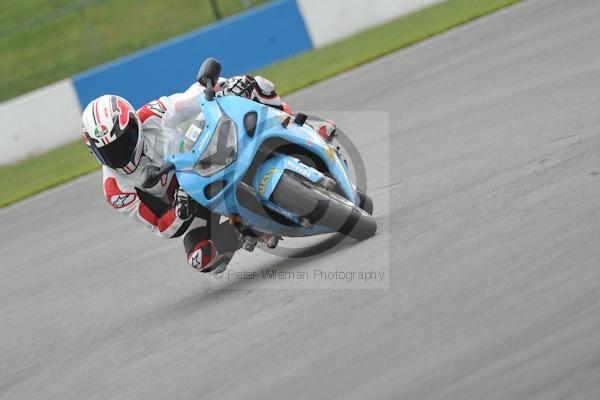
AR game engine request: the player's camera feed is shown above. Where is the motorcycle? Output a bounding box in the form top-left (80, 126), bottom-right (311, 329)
top-left (144, 58), bottom-right (376, 253)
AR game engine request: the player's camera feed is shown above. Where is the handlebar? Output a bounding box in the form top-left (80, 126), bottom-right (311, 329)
top-left (204, 78), bottom-right (215, 101)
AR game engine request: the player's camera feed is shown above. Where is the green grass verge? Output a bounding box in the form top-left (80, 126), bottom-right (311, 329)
top-left (0, 0), bottom-right (270, 102)
top-left (0, 141), bottom-right (99, 206)
top-left (0, 0), bottom-right (521, 208)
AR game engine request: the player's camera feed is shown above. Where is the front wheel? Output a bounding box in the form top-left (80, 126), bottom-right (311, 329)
top-left (271, 172), bottom-right (377, 240)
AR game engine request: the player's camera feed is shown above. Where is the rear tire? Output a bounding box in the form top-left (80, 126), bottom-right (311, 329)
top-left (271, 172), bottom-right (377, 240)
top-left (357, 189), bottom-right (373, 215)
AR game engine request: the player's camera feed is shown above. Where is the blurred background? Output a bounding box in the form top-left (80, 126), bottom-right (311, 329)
top-left (0, 0), bottom-right (268, 102)
top-left (0, 0), bottom-right (516, 205)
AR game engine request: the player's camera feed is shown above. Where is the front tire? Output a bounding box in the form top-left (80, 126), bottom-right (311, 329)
top-left (271, 172), bottom-right (377, 240)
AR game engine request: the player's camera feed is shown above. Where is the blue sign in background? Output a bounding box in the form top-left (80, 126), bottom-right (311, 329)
top-left (72, 0), bottom-right (313, 109)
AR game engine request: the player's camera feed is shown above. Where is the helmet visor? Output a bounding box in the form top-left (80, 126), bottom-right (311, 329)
top-left (91, 119), bottom-right (139, 168)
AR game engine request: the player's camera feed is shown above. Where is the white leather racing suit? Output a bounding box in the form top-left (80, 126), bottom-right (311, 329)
top-left (102, 76), bottom-right (286, 271)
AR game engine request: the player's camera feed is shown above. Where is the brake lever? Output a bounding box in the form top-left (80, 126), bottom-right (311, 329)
top-left (142, 162), bottom-right (175, 188)
top-left (242, 80), bottom-right (256, 98)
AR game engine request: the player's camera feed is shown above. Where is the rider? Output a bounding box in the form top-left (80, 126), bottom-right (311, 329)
top-left (81, 75), bottom-right (336, 273)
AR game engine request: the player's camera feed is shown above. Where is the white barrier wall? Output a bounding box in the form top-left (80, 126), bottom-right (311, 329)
top-left (0, 80), bottom-right (82, 165)
top-left (297, 0), bottom-right (444, 47)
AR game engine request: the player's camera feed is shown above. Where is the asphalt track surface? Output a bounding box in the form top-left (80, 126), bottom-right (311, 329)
top-left (2, 0), bottom-right (600, 398)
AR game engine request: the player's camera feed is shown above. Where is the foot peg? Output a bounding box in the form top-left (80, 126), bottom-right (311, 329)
top-left (242, 237), bottom-right (257, 252)
top-left (264, 234), bottom-right (280, 249)
top-left (299, 217), bottom-right (312, 228)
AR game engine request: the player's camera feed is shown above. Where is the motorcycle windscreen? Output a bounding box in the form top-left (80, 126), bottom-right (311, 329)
top-left (194, 117), bottom-right (238, 176)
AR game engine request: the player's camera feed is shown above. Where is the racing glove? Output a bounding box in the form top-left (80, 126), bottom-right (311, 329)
top-left (217, 76), bottom-right (255, 98)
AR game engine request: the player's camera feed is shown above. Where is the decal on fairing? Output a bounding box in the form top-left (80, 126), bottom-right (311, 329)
top-left (323, 144), bottom-right (335, 161)
top-left (286, 160), bottom-right (313, 180)
top-left (258, 168), bottom-right (277, 196)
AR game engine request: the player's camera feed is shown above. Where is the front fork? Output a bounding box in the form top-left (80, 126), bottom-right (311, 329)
top-left (255, 154), bottom-right (326, 202)
top-left (253, 154), bottom-right (332, 228)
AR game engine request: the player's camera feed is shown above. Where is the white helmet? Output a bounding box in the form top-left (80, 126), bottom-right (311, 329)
top-left (81, 95), bottom-right (143, 174)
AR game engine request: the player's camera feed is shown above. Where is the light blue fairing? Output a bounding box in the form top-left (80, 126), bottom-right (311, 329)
top-left (165, 95), bottom-right (359, 237)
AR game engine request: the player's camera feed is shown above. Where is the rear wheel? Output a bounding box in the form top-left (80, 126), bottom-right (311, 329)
top-left (357, 189), bottom-right (373, 215)
top-left (271, 172), bottom-right (377, 240)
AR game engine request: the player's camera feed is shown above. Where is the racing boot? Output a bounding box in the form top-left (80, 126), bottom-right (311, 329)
top-left (311, 120), bottom-right (337, 143)
top-left (183, 223), bottom-right (240, 273)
